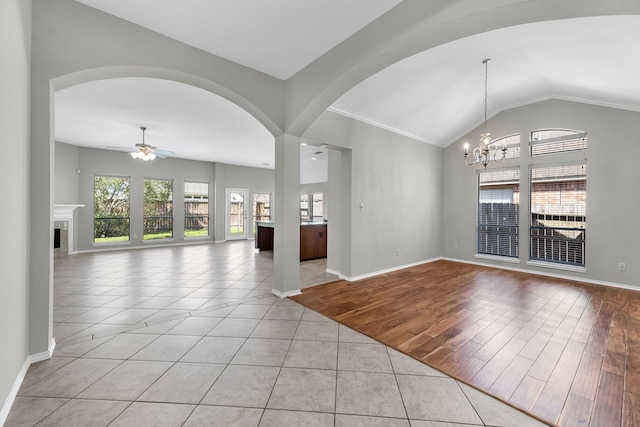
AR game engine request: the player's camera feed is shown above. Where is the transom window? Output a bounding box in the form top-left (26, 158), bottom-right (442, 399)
top-left (493, 134), bottom-right (521, 160)
top-left (530, 129), bottom-right (587, 156)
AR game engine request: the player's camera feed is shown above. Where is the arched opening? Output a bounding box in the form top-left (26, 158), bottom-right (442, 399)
top-left (40, 67), bottom-right (283, 352)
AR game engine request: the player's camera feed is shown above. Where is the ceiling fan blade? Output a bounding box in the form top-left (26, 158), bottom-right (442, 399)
top-left (106, 145), bottom-right (135, 152)
top-left (154, 149), bottom-right (175, 158)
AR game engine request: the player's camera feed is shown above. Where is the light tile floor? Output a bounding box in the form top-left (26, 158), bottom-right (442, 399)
top-left (6, 241), bottom-right (548, 426)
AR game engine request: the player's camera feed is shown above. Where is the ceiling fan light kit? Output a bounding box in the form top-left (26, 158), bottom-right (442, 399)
top-left (129, 127), bottom-right (174, 161)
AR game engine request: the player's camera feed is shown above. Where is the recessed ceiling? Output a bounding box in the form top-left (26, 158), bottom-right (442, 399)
top-left (73, 0), bottom-right (404, 80)
top-left (330, 15), bottom-right (640, 147)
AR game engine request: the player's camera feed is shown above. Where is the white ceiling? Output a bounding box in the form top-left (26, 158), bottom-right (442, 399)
top-left (55, 77), bottom-right (275, 168)
top-left (74, 0), bottom-right (404, 80)
top-left (331, 15), bottom-right (640, 147)
top-left (57, 4), bottom-right (640, 183)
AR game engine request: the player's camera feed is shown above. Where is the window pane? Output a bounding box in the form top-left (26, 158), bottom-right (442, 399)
top-left (254, 193), bottom-right (271, 223)
top-left (530, 129), bottom-right (587, 156)
top-left (94, 175), bottom-right (130, 243)
top-left (300, 193), bottom-right (309, 221)
top-left (312, 193), bottom-right (323, 222)
top-left (492, 134), bottom-right (520, 160)
top-left (477, 169), bottom-right (519, 258)
top-left (144, 179), bottom-right (173, 240)
top-left (530, 163), bottom-right (586, 266)
top-left (253, 193), bottom-right (271, 234)
top-left (185, 182), bottom-right (208, 237)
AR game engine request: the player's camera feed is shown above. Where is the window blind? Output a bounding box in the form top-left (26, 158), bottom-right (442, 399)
top-left (530, 130), bottom-right (587, 156)
top-left (477, 168), bottom-right (520, 258)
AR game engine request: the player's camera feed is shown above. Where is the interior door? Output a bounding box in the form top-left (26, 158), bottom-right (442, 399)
top-left (226, 188), bottom-right (248, 240)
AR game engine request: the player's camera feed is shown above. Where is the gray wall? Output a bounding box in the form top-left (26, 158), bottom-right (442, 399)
top-left (304, 111), bottom-right (443, 278)
top-left (0, 0), bottom-right (31, 418)
top-left (212, 163), bottom-right (275, 240)
top-left (442, 99), bottom-right (640, 288)
top-left (59, 146), bottom-right (274, 251)
top-left (326, 150), bottom-right (342, 273)
top-left (54, 142), bottom-right (80, 204)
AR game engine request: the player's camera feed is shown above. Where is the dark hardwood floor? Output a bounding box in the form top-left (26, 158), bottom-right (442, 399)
top-left (291, 260), bottom-right (639, 427)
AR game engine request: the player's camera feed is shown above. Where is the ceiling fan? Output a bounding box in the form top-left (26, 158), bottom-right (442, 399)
top-left (108, 127), bottom-right (175, 161)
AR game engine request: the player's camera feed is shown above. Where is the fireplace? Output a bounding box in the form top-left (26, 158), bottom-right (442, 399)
top-left (54, 204), bottom-right (84, 257)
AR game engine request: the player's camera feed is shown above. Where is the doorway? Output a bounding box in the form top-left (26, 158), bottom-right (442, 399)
top-left (226, 188), bottom-right (248, 240)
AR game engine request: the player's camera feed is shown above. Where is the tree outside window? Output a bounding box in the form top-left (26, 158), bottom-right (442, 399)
top-left (94, 175), bottom-right (130, 243)
top-left (144, 178), bottom-right (173, 240)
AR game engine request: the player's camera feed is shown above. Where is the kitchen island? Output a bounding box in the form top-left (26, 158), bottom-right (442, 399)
top-left (256, 221), bottom-right (327, 261)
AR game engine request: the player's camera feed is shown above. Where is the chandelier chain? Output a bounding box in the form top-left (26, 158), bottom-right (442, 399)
top-left (483, 58), bottom-right (489, 135)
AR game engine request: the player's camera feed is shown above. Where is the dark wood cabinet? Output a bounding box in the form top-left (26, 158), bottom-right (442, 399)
top-left (256, 222), bottom-right (327, 261)
top-left (255, 224), bottom-right (274, 251)
top-left (299, 224), bottom-right (327, 261)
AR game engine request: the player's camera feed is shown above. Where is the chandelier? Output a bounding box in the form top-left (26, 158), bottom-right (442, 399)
top-left (464, 58), bottom-right (506, 167)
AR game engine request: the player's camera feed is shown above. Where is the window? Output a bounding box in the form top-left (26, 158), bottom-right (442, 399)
top-left (144, 178), bottom-right (173, 240)
top-left (530, 129), bottom-right (587, 156)
top-left (94, 175), bottom-right (130, 243)
top-left (477, 169), bottom-right (519, 258)
top-left (493, 134), bottom-right (521, 160)
top-left (184, 181), bottom-right (208, 237)
top-left (254, 193), bottom-right (271, 222)
top-left (300, 193), bottom-right (310, 221)
top-left (530, 163), bottom-right (586, 266)
top-left (311, 193), bottom-right (324, 222)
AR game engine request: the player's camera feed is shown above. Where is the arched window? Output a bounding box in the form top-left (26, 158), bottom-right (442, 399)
top-left (492, 133), bottom-right (520, 160)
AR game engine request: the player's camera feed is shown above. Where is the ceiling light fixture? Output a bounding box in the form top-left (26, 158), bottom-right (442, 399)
top-left (130, 127), bottom-right (157, 161)
top-left (464, 58), bottom-right (506, 168)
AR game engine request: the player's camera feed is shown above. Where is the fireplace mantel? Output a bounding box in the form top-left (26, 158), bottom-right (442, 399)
top-left (54, 204), bottom-right (84, 255)
top-left (54, 204), bottom-right (84, 221)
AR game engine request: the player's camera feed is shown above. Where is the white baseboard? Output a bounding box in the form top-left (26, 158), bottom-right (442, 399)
top-left (326, 268), bottom-right (340, 276)
top-left (340, 257), bottom-right (440, 282)
top-left (442, 256), bottom-right (638, 292)
top-left (0, 359), bottom-right (29, 426)
top-left (272, 289), bottom-right (302, 298)
top-left (78, 240), bottom-right (216, 254)
top-left (0, 338), bottom-right (55, 425)
top-left (28, 338), bottom-right (56, 364)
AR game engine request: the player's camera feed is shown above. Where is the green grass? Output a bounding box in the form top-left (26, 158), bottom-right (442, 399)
top-left (94, 235), bottom-right (129, 243)
top-left (144, 231), bottom-right (173, 240)
top-left (229, 226), bottom-right (244, 234)
top-left (185, 229), bottom-right (209, 237)
top-left (95, 229), bottom-right (209, 242)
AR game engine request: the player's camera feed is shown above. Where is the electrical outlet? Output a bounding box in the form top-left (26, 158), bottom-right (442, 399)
top-left (395, 249), bottom-right (400, 256)
top-left (618, 262), bottom-right (626, 271)
top-left (453, 243), bottom-right (459, 250)
top-left (133, 234), bottom-right (138, 240)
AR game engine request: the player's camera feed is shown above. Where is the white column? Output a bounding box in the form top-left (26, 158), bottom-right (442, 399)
top-left (272, 135), bottom-right (301, 297)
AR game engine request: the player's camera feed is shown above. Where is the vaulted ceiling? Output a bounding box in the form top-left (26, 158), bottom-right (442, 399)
top-left (55, 1), bottom-right (640, 179)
